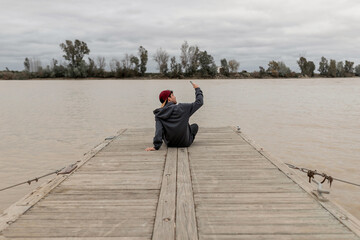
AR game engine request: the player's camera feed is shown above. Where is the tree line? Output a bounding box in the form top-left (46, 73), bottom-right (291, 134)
top-left (21, 40), bottom-right (149, 79)
top-left (1, 39), bottom-right (360, 79)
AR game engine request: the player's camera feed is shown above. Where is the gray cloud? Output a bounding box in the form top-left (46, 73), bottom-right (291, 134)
top-left (1, 0), bottom-right (360, 72)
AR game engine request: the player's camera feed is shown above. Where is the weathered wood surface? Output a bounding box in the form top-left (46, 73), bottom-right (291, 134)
top-left (176, 148), bottom-right (198, 240)
top-left (152, 148), bottom-right (177, 239)
top-left (1, 128), bottom-right (166, 239)
top-left (0, 129), bottom-right (127, 233)
top-left (190, 127), bottom-right (360, 240)
top-left (1, 127), bottom-right (360, 239)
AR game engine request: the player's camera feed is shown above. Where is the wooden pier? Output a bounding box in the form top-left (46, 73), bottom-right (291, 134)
top-left (1, 127), bottom-right (360, 239)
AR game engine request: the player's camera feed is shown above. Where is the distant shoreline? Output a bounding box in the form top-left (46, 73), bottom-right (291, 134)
top-left (0, 76), bottom-right (359, 81)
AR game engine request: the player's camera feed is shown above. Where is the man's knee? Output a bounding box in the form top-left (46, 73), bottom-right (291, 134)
top-left (190, 123), bottom-right (199, 136)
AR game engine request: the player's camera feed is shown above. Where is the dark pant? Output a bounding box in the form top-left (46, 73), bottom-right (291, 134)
top-left (190, 123), bottom-right (199, 139)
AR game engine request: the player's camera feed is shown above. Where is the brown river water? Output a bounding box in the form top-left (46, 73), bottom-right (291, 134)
top-left (0, 79), bottom-right (359, 219)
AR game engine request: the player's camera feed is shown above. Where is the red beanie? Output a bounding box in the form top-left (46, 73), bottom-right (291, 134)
top-left (159, 90), bottom-right (172, 103)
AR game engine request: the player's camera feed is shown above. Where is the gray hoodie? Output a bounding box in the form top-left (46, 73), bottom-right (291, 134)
top-left (153, 87), bottom-right (203, 150)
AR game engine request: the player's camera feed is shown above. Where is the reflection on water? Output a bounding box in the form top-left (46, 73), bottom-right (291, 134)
top-left (0, 79), bottom-right (359, 218)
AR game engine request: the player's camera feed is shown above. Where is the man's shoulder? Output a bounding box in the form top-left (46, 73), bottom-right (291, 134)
top-left (177, 102), bottom-right (191, 108)
top-left (176, 103), bottom-right (193, 114)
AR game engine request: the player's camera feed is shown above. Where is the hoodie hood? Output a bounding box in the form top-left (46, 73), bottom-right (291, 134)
top-left (153, 102), bottom-right (175, 120)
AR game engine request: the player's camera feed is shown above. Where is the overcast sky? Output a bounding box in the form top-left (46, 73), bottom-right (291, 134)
top-left (1, 0), bottom-right (360, 72)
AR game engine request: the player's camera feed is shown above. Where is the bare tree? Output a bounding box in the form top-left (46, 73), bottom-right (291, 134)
top-left (96, 56), bottom-right (106, 71)
top-left (28, 58), bottom-right (42, 72)
top-left (153, 48), bottom-right (169, 74)
top-left (228, 59), bottom-right (240, 73)
top-left (180, 41), bottom-right (190, 71)
top-left (109, 59), bottom-right (118, 73)
top-left (122, 54), bottom-right (131, 70)
top-left (180, 41), bottom-right (200, 75)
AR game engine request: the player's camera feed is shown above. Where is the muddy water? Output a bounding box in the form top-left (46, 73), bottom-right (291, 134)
top-left (0, 79), bottom-right (359, 218)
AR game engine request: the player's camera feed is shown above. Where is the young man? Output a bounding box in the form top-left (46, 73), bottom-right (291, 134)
top-left (145, 82), bottom-right (203, 151)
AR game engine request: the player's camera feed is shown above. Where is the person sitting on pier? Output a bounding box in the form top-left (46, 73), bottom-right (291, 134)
top-left (145, 82), bottom-right (203, 151)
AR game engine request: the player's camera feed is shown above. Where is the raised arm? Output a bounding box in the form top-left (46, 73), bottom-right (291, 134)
top-left (183, 82), bottom-right (203, 116)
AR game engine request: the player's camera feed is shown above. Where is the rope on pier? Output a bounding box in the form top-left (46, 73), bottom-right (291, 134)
top-left (285, 163), bottom-right (360, 188)
top-left (0, 163), bottom-right (77, 192)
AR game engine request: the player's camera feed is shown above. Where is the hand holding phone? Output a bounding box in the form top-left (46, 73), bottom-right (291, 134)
top-left (190, 81), bottom-right (199, 89)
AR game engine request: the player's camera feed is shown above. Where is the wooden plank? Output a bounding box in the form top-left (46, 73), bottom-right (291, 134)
top-left (54, 184), bottom-right (161, 190)
top-left (191, 163), bottom-right (276, 168)
top-left (18, 211), bottom-right (156, 220)
top-left (190, 158), bottom-right (267, 162)
top-left (191, 170), bottom-right (286, 178)
top-left (199, 234), bottom-right (359, 240)
top-left (7, 218), bottom-right (154, 228)
top-left (80, 165), bottom-right (163, 171)
top-left (191, 160), bottom-right (275, 165)
top-left (195, 203), bottom-right (322, 211)
top-left (37, 200), bottom-right (157, 207)
top-left (194, 192), bottom-right (311, 198)
top-left (27, 205), bottom-right (156, 211)
top-left (96, 151), bottom-right (166, 157)
top-left (190, 155), bottom-right (265, 160)
top-left (62, 178), bottom-right (161, 185)
top-left (194, 197), bottom-right (316, 205)
top-left (197, 216), bottom-right (340, 225)
top-left (176, 148), bottom-right (198, 240)
top-left (3, 226), bottom-right (153, 237)
top-left (198, 224), bottom-right (349, 235)
top-left (189, 155), bottom-right (266, 160)
top-left (193, 184), bottom-right (299, 191)
top-left (152, 148), bottom-right (177, 240)
top-left (62, 177), bottom-right (162, 184)
top-left (0, 238), bottom-right (149, 240)
top-left (193, 179), bottom-right (293, 185)
top-left (50, 188), bottom-right (160, 195)
top-left (190, 150), bottom-right (262, 155)
top-left (85, 161), bottom-right (164, 166)
top-left (71, 170), bottom-right (163, 175)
